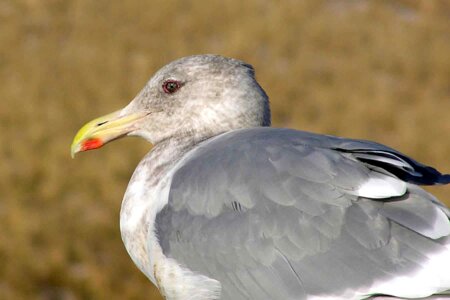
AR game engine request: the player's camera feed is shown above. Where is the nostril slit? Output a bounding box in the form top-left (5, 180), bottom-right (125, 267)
top-left (96, 121), bottom-right (108, 126)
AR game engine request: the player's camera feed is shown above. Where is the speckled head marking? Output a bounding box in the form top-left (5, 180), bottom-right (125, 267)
top-left (122, 54), bottom-right (271, 144)
top-left (71, 55), bottom-right (271, 157)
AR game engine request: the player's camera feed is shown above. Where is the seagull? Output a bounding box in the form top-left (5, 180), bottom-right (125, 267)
top-left (71, 55), bottom-right (450, 300)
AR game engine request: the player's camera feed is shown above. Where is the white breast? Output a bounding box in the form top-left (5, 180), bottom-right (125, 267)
top-left (120, 154), bottom-right (172, 284)
top-left (119, 150), bottom-right (221, 299)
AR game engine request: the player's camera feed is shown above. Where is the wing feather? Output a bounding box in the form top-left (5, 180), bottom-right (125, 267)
top-left (155, 128), bottom-right (450, 299)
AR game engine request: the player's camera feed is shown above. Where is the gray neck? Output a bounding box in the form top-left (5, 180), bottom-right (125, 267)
top-left (147, 134), bottom-right (211, 185)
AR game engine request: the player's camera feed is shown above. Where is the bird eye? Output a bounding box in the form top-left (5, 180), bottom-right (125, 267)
top-left (162, 80), bottom-right (181, 94)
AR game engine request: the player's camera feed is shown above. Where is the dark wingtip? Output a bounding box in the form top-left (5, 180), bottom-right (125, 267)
top-left (439, 174), bottom-right (450, 185)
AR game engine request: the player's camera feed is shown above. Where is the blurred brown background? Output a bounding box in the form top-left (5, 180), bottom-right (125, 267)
top-left (1, 0), bottom-right (449, 299)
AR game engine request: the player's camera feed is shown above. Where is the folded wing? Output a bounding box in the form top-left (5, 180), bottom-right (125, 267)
top-left (155, 128), bottom-right (450, 299)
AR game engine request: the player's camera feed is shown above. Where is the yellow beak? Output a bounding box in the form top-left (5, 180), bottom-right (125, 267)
top-left (71, 110), bottom-right (148, 158)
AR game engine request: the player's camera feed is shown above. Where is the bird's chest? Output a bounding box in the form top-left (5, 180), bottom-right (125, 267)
top-left (119, 162), bottom-right (172, 285)
top-left (120, 177), bottom-right (221, 300)
top-left (118, 148), bottom-right (222, 299)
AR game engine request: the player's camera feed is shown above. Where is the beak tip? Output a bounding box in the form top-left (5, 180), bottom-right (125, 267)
top-left (70, 142), bottom-right (81, 159)
top-left (70, 109), bottom-right (143, 158)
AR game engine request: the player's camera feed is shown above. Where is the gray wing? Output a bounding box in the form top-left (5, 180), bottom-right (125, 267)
top-left (156, 128), bottom-right (450, 299)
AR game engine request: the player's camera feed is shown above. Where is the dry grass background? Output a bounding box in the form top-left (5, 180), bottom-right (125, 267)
top-left (1, 0), bottom-right (449, 299)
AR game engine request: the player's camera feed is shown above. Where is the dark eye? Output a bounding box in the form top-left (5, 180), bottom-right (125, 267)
top-left (162, 80), bottom-right (181, 94)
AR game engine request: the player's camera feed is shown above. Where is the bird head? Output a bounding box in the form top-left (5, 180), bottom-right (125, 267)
top-left (71, 55), bottom-right (270, 157)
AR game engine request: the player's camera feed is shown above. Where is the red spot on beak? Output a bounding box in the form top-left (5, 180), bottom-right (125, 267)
top-left (81, 138), bottom-right (104, 151)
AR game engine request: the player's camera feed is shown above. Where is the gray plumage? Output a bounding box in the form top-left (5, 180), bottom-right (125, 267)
top-left (92, 55), bottom-right (450, 299)
top-left (155, 128), bottom-right (450, 299)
